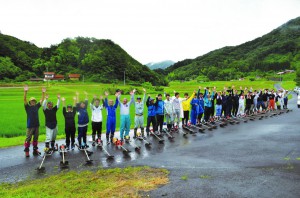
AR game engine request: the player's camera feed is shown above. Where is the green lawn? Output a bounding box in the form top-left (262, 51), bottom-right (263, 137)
top-left (0, 166), bottom-right (169, 198)
top-left (0, 80), bottom-right (296, 147)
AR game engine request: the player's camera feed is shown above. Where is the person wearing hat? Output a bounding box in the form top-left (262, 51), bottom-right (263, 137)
top-left (23, 85), bottom-right (46, 157)
top-left (104, 91), bottom-right (120, 144)
top-left (43, 93), bottom-right (60, 153)
top-left (118, 89), bottom-right (135, 142)
top-left (133, 88), bottom-right (146, 138)
top-left (62, 97), bottom-right (77, 150)
top-left (146, 95), bottom-right (156, 136)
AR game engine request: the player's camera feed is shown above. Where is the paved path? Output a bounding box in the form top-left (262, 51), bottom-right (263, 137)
top-left (0, 92), bottom-right (299, 198)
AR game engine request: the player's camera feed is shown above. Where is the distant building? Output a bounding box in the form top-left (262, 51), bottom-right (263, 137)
top-left (44, 72), bottom-right (55, 80)
top-left (276, 70), bottom-right (295, 75)
top-left (69, 74), bottom-right (81, 81)
top-left (43, 72), bottom-right (65, 81)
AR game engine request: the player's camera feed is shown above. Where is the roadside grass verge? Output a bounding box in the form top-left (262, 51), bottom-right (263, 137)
top-left (0, 166), bottom-right (169, 198)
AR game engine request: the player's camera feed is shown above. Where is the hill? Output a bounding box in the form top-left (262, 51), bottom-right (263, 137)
top-left (166, 16), bottom-right (300, 81)
top-left (0, 34), bottom-right (167, 85)
top-left (146, 60), bottom-right (175, 70)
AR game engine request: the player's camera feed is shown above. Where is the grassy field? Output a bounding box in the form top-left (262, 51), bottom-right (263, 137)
top-left (0, 166), bottom-right (169, 198)
top-left (0, 79), bottom-right (296, 147)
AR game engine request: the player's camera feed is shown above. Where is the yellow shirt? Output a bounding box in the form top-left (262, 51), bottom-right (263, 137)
top-left (182, 92), bottom-right (195, 111)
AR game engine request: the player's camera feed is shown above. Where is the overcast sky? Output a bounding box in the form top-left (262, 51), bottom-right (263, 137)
top-left (0, 0), bottom-right (300, 64)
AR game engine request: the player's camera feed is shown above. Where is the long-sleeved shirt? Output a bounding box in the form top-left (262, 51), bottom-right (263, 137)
top-left (43, 99), bottom-right (60, 129)
top-left (90, 103), bottom-right (103, 122)
top-left (104, 97), bottom-right (119, 117)
top-left (135, 93), bottom-right (146, 115)
top-left (203, 90), bottom-right (214, 108)
top-left (146, 96), bottom-right (156, 116)
top-left (118, 94), bottom-right (134, 115)
top-left (155, 98), bottom-right (164, 115)
top-left (182, 92), bottom-right (195, 111)
top-left (164, 99), bottom-right (175, 115)
top-left (63, 107), bottom-right (76, 127)
top-left (76, 100), bottom-right (89, 127)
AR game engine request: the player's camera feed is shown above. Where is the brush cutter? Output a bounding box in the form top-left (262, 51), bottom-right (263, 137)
top-left (150, 131), bottom-right (165, 143)
top-left (36, 147), bottom-right (54, 172)
top-left (102, 145), bottom-right (114, 160)
top-left (162, 128), bottom-right (175, 139)
top-left (75, 144), bottom-right (93, 164)
top-left (192, 124), bottom-right (206, 133)
top-left (125, 135), bottom-right (141, 152)
top-left (197, 123), bottom-right (212, 131)
top-left (113, 138), bottom-right (131, 155)
top-left (59, 144), bottom-right (69, 168)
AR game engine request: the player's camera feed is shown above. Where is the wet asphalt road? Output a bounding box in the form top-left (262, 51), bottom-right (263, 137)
top-left (0, 93), bottom-right (300, 198)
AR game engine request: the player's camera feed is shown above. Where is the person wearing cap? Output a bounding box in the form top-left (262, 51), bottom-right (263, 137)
top-left (164, 93), bottom-right (175, 131)
top-left (23, 85), bottom-right (46, 157)
top-left (43, 93), bottom-right (60, 152)
top-left (118, 89), bottom-right (135, 142)
top-left (90, 95), bottom-right (105, 146)
top-left (62, 97), bottom-right (76, 150)
top-left (133, 88), bottom-right (146, 138)
top-left (146, 95), bottom-right (156, 136)
top-left (104, 91), bottom-right (120, 144)
top-left (76, 91), bottom-right (89, 149)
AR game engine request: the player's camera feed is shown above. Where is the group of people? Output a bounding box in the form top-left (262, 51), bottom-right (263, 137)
top-left (23, 85), bottom-right (289, 157)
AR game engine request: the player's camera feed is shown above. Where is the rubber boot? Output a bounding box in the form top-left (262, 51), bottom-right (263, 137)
top-left (24, 141), bottom-right (30, 157)
top-left (106, 134), bottom-right (110, 144)
top-left (141, 128), bottom-right (145, 137)
top-left (133, 128), bottom-right (137, 139)
top-left (92, 134), bottom-right (96, 146)
top-left (32, 141), bottom-right (41, 156)
top-left (51, 141), bottom-right (57, 151)
top-left (110, 133), bottom-right (114, 143)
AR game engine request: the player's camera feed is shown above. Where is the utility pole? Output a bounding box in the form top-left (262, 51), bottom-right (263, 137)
top-left (124, 71), bottom-right (126, 86)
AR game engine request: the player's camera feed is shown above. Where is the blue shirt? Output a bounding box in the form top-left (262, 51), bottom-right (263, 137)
top-left (25, 103), bottom-right (41, 128)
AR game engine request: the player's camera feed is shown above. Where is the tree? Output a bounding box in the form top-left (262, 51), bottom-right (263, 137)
top-left (0, 57), bottom-right (22, 79)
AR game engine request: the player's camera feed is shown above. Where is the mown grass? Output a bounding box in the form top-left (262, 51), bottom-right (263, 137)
top-left (0, 80), bottom-right (296, 147)
top-left (0, 166), bottom-right (169, 198)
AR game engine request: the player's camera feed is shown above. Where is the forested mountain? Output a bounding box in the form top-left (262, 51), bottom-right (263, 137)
top-left (0, 35), bottom-right (167, 85)
top-left (146, 60), bottom-right (175, 70)
top-left (166, 16), bottom-right (300, 81)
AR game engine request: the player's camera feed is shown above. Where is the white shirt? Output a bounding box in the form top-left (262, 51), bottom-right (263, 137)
top-left (90, 104), bottom-right (103, 122)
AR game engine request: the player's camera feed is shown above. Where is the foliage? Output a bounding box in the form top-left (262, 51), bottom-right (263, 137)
top-left (0, 34), bottom-right (168, 86)
top-left (295, 68), bottom-right (300, 86)
top-left (166, 16), bottom-right (300, 81)
top-left (0, 166), bottom-right (169, 198)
